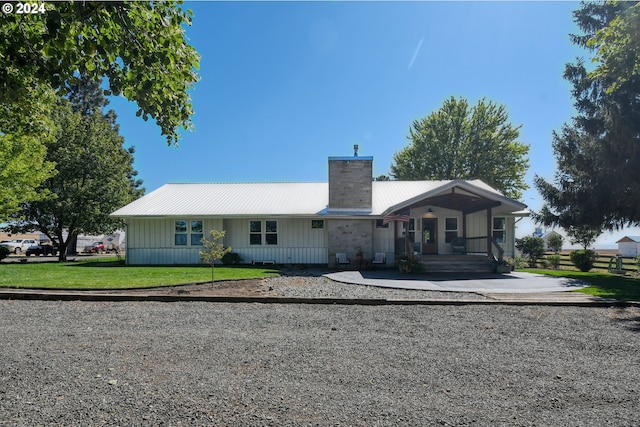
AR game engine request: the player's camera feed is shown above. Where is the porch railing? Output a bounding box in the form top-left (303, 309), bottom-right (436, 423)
top-left (465, 236), bottom-right (504, 261)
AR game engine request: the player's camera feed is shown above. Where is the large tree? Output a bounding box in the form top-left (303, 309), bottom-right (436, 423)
top-left (0, 83), bottom-right (58, 220)
top-left (8, 80), bottom-right (144, 261)
top-left (534, 1), bottom-right (640, 231)
top-left (0, 1), bottom-right (200, 146)
top-left (0, 1), bottom-right (198, 221)
top-left (391, 97), bottom-right (529, 199)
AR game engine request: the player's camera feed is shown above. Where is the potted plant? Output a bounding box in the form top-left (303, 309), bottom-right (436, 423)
top-left (355, 246), bottom-right (364, 261)
top-left (397, 255), bottom-right (411, 273)
top-left (494, 259), bottom-right (512, 273)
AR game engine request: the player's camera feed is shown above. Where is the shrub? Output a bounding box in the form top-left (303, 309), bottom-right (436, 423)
top-left (546, 254), bottom-right (561, 270)
top-left (0, 245), bottom-right (9, 260)
top-left (570, 249), bottom-right (598, 272)
top-left (221, 251), bottom-right (243, 265)
top-left (516, 237), bottom-right (545, 267)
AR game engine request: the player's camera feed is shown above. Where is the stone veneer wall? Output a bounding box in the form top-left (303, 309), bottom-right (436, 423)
top-left (328, 157), bottom-right (373, 210)
top-left (327, 219), bottom-right (373, 268)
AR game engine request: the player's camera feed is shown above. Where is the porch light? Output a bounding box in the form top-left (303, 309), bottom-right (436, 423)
top-left (423, 208), bottom-right (435, 218)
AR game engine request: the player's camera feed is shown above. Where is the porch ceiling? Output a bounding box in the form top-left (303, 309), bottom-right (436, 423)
top-left (405, 192), bottom-right (501, 214)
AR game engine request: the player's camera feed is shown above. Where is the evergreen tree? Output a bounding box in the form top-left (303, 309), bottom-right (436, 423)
top-left (535, 1), bottom-right (640, 231)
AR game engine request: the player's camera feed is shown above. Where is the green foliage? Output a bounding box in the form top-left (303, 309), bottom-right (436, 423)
top-left (200, 230), bottom-right (233, 283)
top-left (546, 254), bottom-right (562, 270)
top-left (391, 97), bottom-right (529, 199)
top-left (588, 3), bottom-right (640, 94)
top-left (7, 80), bottom-right (143, 260)
top-left (567, 225), bottom-right (599, 250)
top-left (546, 233), bottom-right (564, 253)
top-left (0, 1), bottom-right (199, 146)
top-left (0, 257), bottom-right (279, 289)
top-left (515, 236), bottom-right (545, 267)
top-left (535, 2), bottom-right (640, 231)
top-left (522, 268), bottom-right (640, 302)
top-left (0, 246), bottom-right (10, 260)
top-left (221, 251), bottom-right (243, 265)
top-left (0, 84), bottom-right (58, 221)
top-left (570, 249), bottom-right (598, 272)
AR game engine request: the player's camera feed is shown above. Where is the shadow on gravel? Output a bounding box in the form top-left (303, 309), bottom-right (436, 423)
top-left (612, 307), bottom-right (640, 332)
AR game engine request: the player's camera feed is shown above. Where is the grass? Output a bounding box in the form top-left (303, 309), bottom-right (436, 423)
top-left (522, 268), bottom-right (640, 302)
top-left (0, 257), bottom-right (280, 290)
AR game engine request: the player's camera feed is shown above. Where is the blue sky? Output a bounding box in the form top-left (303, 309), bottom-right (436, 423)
top-left (107, 1), bottom-right (635, 247)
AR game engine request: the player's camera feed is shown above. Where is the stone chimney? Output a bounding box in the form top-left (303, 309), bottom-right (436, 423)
top-left (328, 146), bottom-right (373, 211)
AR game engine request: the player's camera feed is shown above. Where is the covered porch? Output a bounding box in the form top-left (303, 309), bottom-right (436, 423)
top-left (383, 181), bottom-right (527, 269)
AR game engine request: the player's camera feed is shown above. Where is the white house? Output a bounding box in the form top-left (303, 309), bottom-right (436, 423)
top-left (616, 236), bottom-right (640, 257)
top-left (111, 154), bottom-right (528, 268)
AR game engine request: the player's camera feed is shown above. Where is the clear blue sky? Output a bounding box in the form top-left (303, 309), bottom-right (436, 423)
top-left (107, 1), bottom-right (635, 248)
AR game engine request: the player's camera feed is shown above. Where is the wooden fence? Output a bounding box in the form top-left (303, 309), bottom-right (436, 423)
top-left (541, 252), bottom-right (638, 273)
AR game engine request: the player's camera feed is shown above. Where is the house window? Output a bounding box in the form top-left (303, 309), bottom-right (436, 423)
top-left (402, 218), bottom-right (416, 242)
top-left (445, 218), bottom-right (458, 243)
top-left (493, 217), bottom-right (506, 243)
top-left (249, 221), bottom-right (262, 245)
top-left (175, 220), bottom-right (203, 246)
top-left (265, 221), bottom-right (278, 245)
top-left (191, 220), bottom-right (203, 246)
top-left (249, 220), bottom-right (278, 245)
top-left (311, 220), bottom-right (324, 229)
top-left (175, 220), bottom-right (187, 246)
top-left (376, 219), bottom-right (389, 228)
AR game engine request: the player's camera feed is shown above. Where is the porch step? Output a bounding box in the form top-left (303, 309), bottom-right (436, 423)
top-left (417, 255), bottom-right (495, 274)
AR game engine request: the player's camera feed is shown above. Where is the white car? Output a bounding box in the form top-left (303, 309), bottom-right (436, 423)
top-left (0, 239), bottom-right (39, 254)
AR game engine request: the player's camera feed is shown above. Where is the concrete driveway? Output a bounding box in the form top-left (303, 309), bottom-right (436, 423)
top-left (324, 270), bottom-right (587, 294)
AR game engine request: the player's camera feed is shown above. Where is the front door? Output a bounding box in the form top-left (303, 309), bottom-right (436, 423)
top-left (422, 218), bottom-right (437, 254)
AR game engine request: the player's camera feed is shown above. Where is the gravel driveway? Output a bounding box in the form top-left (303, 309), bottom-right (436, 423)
top-left (2, 296), bottom-right (640, 426)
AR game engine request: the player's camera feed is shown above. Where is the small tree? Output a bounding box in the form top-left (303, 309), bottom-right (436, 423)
top-left (567, 226), bottom-right (600, 250)
top-left (547, 233), bottom-right (564, 253)
top-left (515, 236), bottom-right (545, 267)
top-left (200, 230), bottom-right (232, 286)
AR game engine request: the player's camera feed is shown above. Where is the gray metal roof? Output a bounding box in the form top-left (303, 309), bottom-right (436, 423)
top-left (111, 180), bottom-right (527, 218)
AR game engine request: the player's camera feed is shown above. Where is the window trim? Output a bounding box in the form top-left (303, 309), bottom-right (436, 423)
top-left (249, 220), bottom-right (279, 246)
top-left (492, 217), bottom-right (507, 244)
top-left (444, 217), bottom-right (458, 243)
top-left (174, 219), bottom-right (204, 246)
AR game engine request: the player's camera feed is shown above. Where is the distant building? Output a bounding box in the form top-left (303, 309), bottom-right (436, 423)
top-left (616, 236), bottom-right (640, 257)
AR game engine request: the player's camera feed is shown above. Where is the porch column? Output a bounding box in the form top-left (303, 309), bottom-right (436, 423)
top-left (486, 207), bottom-right (492, 257)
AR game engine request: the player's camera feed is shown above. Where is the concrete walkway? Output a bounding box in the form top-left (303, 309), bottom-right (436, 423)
top-left (324, 270), bottom-right (587, 294)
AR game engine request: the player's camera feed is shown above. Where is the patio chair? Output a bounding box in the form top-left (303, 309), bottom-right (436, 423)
top-left (336, 252), bottom-right (350, 265)
top-left (451, 237), bottom-right (466, 254)
top-left (371, 252), bottom-right (386, 266)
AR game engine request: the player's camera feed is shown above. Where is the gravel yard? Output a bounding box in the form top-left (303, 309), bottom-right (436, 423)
top-left (1, 294), bottom-right (640, 426)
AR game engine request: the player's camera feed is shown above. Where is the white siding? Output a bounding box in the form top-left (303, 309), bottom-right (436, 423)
top-left (224, 218), bottom-right (328, 264)
top-left (372, 222), bottom-right (395, 266)
top-left (125, 218), bottom-right (223, 265)
top-left (618, 242), bottom-right (640, 257)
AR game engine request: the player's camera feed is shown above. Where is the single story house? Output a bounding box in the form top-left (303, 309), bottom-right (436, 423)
top-left (616, 236), bottom-right (640, 257)
top-left (111, 154), bottom-right (528, 267)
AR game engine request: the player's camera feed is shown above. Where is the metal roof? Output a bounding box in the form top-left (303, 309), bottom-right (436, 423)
top-left (111, 180), bottom-right (527, 218)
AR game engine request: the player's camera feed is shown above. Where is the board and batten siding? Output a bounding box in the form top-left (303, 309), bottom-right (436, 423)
top-left (125, 218), bottom-right (223, 265)
top-left (223, 217), bottom-right (328, 265)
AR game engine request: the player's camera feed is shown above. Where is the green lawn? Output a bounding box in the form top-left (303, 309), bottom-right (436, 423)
top-left (0, 257), bottom-right (280, 290)
top-left (522, 268), bottom-right (640, 302)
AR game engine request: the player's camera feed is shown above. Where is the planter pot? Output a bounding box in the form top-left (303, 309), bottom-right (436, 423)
top-left (496, 264), bottom-right (511, 273)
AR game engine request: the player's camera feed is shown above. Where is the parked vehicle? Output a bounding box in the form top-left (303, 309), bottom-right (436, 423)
top-left (25, 245), bottom-right (59, 257)
top-left (83, 241), bottom-right (106, 254)
top-left (0, 239), bottom-right (39, 254)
